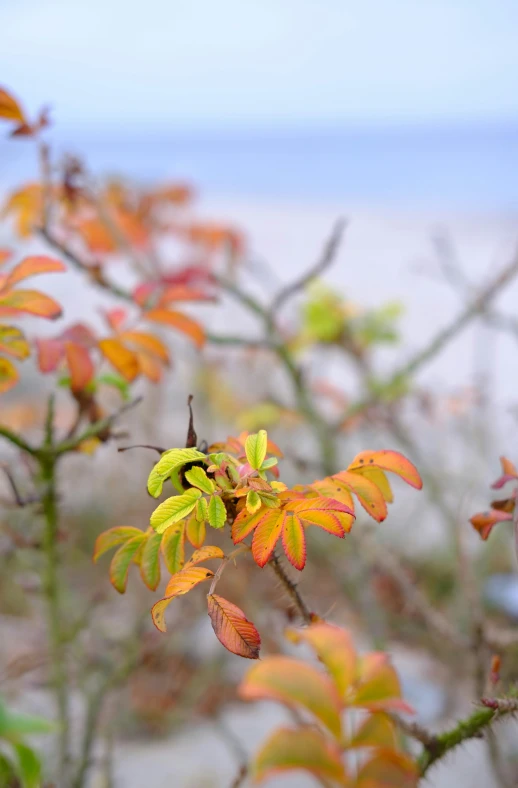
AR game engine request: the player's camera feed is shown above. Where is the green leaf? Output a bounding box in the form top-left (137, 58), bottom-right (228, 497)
top-left (139, 530), bottom-right (162, 590)
top-left (260, 457), bottom-right (278, 471)
top-left (97, 373), bottom-right (130, 400)
top-left (185, 466), bottom-right (215, 494)
top-left (196, 497), bottom-right (208, 522)
top-left (13, 743), bottom-right (41, 788)
top-left (161, 522), bottom-right (185, 574)
top-left (0, 753), bottom-right (16, 786)
top-left (245, 430), bottom-right (268, 470)
top-left (109, 534), bottom-right (146, 593)
top-left (246, 490), bottom-right (262, 514)
top-left (147, 448), bottom-right (207, 498)
top-left (208, 495), bottom-right (227, 529)
top-left (0, 701), bottom-right (54, 737)
top-left (150, 489), bottom-right (202, 534)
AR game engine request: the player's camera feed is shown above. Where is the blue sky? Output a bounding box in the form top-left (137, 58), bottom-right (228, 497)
top-left (2, 0), bottom-right (518, 130)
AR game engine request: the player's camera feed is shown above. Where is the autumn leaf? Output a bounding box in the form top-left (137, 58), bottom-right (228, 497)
top-left (347, 449), bottom-right (422, 490)
top-left (64, 341), bottom-right (95, 392)
top-left (0, 88), bottom-right (26, 123)
top-left (240, 656), bottom-right (342, 737)
top-left (356, 750), bottom-right (418, 787)
top-left (160, 521), bottom-right (185, 574)
top-left (207, 594), bottom-right (261, 659)
top-left (0, 289), bottom-right (62, 319)
top-left (0, 357), bottom-right (19, 393)
top-left (234, 496), bottom-right (354, 569)
top-left (350, 653), bottom-right (414, 715)
top-left (151, 566), bottom-right (214, 632)
top-left (251, 727), bottom-right (348, 785)
top-left (4, 256), bottom-right (66, 287)
top-left (186, 545), bottom-right (224, 566)
top-left (139, 530), bottom-right (162, 590)
top-left (93, 526), bottom-right (144, 562)
top-left (349, 712), bottom-right (397, 750)
top-left (185, 512), bottom-right (206, 548)
top-left (0, 326), bottom-right (30, 360)
top-left (150, 488), bottom-right (202, 533)
top-left (145, 307), bottom-right (205, 348)
top-left (109, 533), bottom-right (146, 593)
top-left (331, 470), bottom-right (387, 522)
top-left (288, 622), bottom-right (357, 698)
top-left (98, 338), bottom-right (139, 382)
top-left (470, 509), bottom-right (512, 540)
top-left (119, 330), bottom-right (170, 363)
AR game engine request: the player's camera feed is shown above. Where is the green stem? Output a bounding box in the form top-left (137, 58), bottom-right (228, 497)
top-left (418, 706), bottom-right (509, 776)
top-left (40, 451), bottom-right (70, 786)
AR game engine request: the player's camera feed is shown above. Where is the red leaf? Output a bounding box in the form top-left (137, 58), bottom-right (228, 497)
top-left (252, 510), bottom-right (284, 567)
top-left (36, 338), bottom-right (64, 373)
top-left (65, 341), bottom-right (95, 392)
top-left (470, 509), bottom-right (513, 540)
top-left (207, 594), bottom-right (261, 659)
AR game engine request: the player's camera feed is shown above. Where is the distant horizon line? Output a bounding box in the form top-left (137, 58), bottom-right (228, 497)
top-left (50, 116), bottom-right (518, 141)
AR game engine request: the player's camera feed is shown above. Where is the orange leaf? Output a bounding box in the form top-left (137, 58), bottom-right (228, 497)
top-left (186, 545), bottom-right (225, 566)
top-left (5, 256), bottom-right (66, 287)
top-left (356, 749), bottom-right (418, 787)
top-left (164, 565), bottom-right (214, 597)
top-left (252, 510), bottom-right (284, 567)
top-left (109, 533), bottom-right (146, 593)
top-left (310, 477), bottom-right (354, 510)
top-left (348, 450), bottom-right (422, 490)
top-left (120, 330), bottom-right (170, 362)
top-left (332, 470), bottom-right (387, 522)
top-left (98, 338), bottom-right (139, 381)
top-left (281, 512), bottom-right (306, 570)
top-left (152, 566), bottom-right (214, 632)
top-left (501, 456), bottom-right (518, 477)
top-left (135, 350), bottom-right (162, 382)
top-left (232, 506), bottom-right (273, 544)
top-left (251, 726), bottom-right (348, 785)
top-left (207, 594), bottom-right (261, 659)
top-left (65, 341), bottom-right (94, 393)
top-left (0, 356), bottom-right (19, 393)
top-left (0, 88), bottom-right (26, 123)
top-left (0, 289), bottom-right (62, 319)
top-left (470, 510), bottom-right (512, 540)
top-left (240, 656), bottom-right (342, 737)
top-left (0, 250), bottom-right (12, 266)
top-left (288, 623), bottom-right (357, 698)
top-left (145, 308), bottom-right (205, 348)
top-left (355, 467), bottom-right (393, 503)
top-left (287, 497), bottom-right (355, 536)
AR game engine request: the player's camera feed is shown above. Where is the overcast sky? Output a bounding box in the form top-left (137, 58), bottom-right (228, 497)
top-left (2, 0), bottom-right (518, 130)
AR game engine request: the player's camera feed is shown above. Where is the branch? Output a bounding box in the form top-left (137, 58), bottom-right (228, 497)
top-left (269, 218), bottom-right (347, 316)
top-left (269, 552), bottom-right (313, 625)
top-left (0, 426), bottom-right (37, 456)
top-left (339, 244), bottom-right (518, 425)
top-left (54, 397), bottom-right (142, 456)
top-left (481, 697), bottom-right (518, 712)
top-left (417, 704), bottom-right (516, 776)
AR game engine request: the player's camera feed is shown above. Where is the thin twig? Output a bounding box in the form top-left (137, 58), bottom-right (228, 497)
top-left (54, 397), bottom-right (142, 456)
top-left (268, 552), bottom-right (313, 625)
top-left (269, 217), bottom-right (347, 316)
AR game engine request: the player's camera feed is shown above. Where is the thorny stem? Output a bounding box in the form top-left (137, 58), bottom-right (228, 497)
top-left (268, 552), bottom-right (313, 625)
top-left (416, 704), bottom-right (517, 776)
top-left (40, 449), bottom-right (70, 786)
